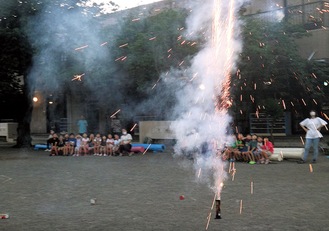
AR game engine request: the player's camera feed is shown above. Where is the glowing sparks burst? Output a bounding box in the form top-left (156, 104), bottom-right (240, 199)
top-left (172, 0), bottom-right (242, 227)
top-left (210, 0), bottom-right (237, 197)
top-left (72, 73), bottom-right (85, 81)
top-left (213, 0), bottom-right (236, 111)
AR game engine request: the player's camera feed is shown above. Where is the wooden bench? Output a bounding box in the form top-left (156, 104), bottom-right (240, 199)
top-left (270, 148), bottom-right (304, 161)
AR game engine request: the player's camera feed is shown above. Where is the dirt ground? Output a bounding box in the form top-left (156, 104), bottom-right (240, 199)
top-left (0, 147), bottom-right (329, 231)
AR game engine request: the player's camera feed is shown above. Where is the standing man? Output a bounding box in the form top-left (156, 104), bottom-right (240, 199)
top-left (298, 111), bottom-right (327, 164)
top-left (77, 115), bottom-right (88, 135)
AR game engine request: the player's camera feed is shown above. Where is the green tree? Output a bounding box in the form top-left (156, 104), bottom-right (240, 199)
top-left (0, 0), bottom-right (39, 147)
top-left (262, 98), bottom-right (284, 143)
top-left (114, 9), bottom-right (200, 100)
top-left (231, 17), bottom-right (325, 132)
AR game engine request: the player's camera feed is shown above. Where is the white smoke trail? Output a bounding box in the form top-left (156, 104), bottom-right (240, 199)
top-left (171, 0), bottom-right (245, 197)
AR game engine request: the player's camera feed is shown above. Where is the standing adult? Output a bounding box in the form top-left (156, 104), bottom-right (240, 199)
top-left (298, 111), bottom-right (327, 164)
top-left (77, 115), bottom-right (88, 135)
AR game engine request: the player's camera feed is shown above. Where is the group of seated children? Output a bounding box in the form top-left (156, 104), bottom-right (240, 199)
top-left (224, 133), bottom-right (274, 164)
top-left (46, 129), bottom-right (133, 157)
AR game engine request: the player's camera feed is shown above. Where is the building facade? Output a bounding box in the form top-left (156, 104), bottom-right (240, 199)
top-left (30, 0), bottom-right (329, 134)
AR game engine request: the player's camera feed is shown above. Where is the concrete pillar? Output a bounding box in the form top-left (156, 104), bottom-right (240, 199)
top-left (98, 108), bottom-right (107, 135)
top-left (30, 91), bottom-right (47, 133)
top-left (68, 94), bottom-right (85, 134)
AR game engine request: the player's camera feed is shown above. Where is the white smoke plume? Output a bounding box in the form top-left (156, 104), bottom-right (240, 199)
top-left (170, 0), bottom-right (246, 197)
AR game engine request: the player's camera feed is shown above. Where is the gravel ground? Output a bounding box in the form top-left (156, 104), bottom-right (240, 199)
top-left (0, 147), bottom-right (329, 231)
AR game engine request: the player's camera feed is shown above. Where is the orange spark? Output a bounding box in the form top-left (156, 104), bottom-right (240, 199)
top-left (130, 123), bottom-right (137, 132)
top-left (119, 43), bottom-right (128, 48)
top-left (110, 109), bottom-right (121, 118)
top-left (142, 144), bottom-right (152, 156)
top-left (72, 73), bottom-right (85, 81)
top-left (282, 100), bottom-right (286, 110)
top-left (74, 45), bottom-right (88, 51)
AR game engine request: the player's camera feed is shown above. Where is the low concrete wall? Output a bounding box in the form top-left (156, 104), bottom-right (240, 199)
top-left (0, 123), bottom-right (18, 142)
top-left (139, 121), bottom-right (175, 143)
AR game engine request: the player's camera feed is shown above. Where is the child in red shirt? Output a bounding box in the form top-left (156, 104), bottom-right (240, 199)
top-left (261, 138), bottom-right (274, 164)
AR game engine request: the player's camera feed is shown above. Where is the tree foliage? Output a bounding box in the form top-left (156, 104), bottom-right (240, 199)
top-left (231, 17), bottom-right (327, 131)
top-left (114, 9), bottom-right (200, 99)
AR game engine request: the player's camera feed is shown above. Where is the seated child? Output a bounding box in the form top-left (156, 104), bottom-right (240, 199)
top-left (106, 134), bottom-right (115, 156)
top-left (248, 134), bottom-right (258, 164)
top-left (74, 134), bottom-right (82, 156)
top-left (113, 134), bottom-right (121, 155)
top-left (224, 134), bottom-right (238, 162)
top-left (63, 133), bottom-right (70, 156)
top-left (93, 133), bottom-right (102, 156)
top-left (46, 130), bottom-right (55, 151)
top-left (261, 137), bottom-right (274, 164)
top-left (241, 134), bottom-right (252, 162)
top-left (68, 133), bottom-right (76, 156)
top-left (49, 133), bottom-right (59, 156)
top-left (234, 133), bottom-right (245, 161)
top-left (57, 135), bottom-right (65, 156)
top-left (88, 134), bottom-right (95, 155)
top-left (80, 133), bottom-right (90, 156)
top-left (100, 135), bottom-right (107, 156)
top-left (256, 136), bottom-right (264, 164)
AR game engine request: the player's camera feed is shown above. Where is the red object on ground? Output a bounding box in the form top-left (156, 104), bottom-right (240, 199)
top-left (179, 195), bottom-right (185, 200)
top-left (0, 214), bottom-right (9, 219)
top-left (131, 146), bottom-right (145, 153)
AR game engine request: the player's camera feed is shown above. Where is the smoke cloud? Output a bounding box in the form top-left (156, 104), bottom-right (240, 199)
top-left (25, 1), bottom-right (125, 110)
top-left (168, 0), bottom-right (246, 196)
top-left (25, 0), bottom-right (246, 196)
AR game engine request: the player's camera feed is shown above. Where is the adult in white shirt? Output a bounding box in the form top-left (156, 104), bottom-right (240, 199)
top-left (298, 111), bottom-right (327, 163)
top-left (119, 129), bottom-right (133, 156)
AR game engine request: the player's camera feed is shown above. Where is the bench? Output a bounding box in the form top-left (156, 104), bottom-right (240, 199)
top-left (270, 148), bottom-right (304, 161)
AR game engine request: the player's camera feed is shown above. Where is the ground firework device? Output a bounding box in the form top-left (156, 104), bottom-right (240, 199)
top-left (215, 199), bottom-right (221, 219)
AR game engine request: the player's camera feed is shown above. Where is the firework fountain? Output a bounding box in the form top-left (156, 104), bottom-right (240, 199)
top-left (171, 0), bottom-right (244, 222)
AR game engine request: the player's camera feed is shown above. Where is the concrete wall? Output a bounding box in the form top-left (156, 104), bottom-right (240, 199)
top-left (66, 93), bottom-right (85, 134)
top-left (244, 0), bottom-right (321, 15)
top-left (139, 121), bottom-right (175, 143)
top-left (30, 91), bottom-right (47, 134)
top-left (295, 29), bottom-right (329, 59)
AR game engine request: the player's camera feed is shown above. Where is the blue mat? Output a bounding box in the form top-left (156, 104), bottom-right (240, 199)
top-left (34, 144), bottom-right (48, 150)
top-left (131, 144), bottom-right (165, 152)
